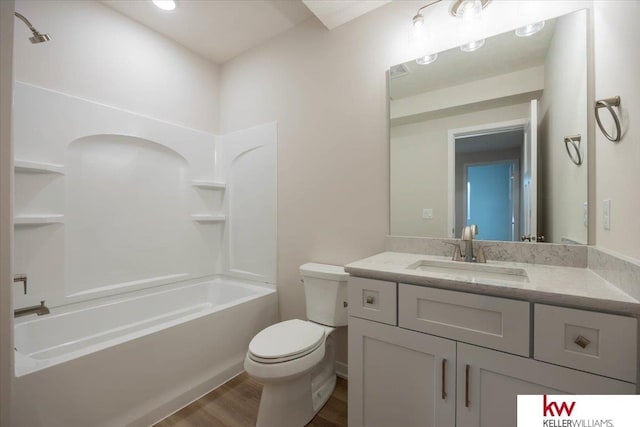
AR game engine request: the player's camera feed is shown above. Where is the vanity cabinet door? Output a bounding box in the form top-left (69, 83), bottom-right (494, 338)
top-left (348, 316), bottom-right (456, 427)
top-left (456, 343), bottom-right (635, 427)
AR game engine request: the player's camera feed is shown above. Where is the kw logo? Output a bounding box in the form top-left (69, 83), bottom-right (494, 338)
top-left (543, 395), bottom-right (576, 417)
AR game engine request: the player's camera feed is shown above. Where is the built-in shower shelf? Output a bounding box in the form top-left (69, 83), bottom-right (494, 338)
top-left (191, 180), bottom-right (226, 190)
top-left (14, 160), bottom-right (65, 174)
top-left (191, 214), bottom-right (226, 223)
top-left (14, 214), bottom-right (65, 225)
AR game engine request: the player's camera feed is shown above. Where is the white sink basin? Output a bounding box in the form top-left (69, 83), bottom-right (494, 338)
top-left (407, 259), bottom-right (529, 283)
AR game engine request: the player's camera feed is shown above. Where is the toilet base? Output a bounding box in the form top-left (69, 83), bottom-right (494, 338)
top-left (253, 334), bottom-right (337, 427)
top-left (256, 372), bottom-right (336, 427)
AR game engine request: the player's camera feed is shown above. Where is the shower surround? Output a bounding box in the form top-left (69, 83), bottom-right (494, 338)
top-left (12, 82), bottom-right (278, 426)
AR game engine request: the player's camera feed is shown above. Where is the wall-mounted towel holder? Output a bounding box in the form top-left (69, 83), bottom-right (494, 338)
top-left (595, 96), bottom-right (621, 142)
top-left (564, 134), bottom-right (582, 166)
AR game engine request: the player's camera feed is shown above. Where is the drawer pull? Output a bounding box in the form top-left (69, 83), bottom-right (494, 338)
top-left (441, 359), bottom-right (447, 400)
top-left (465, 364), bottom-right (470, 407)
top-left (366, 296), bottom-right (375, 304)
top-left (574, 335), bottom-right (591, 349)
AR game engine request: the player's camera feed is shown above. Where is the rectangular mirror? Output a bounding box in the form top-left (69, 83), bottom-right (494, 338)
top-left (389, 9), bottom-right (589, 244)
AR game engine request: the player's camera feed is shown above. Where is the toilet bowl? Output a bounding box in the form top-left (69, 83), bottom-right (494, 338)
top-left (244, 263), bottom-right (348, 427)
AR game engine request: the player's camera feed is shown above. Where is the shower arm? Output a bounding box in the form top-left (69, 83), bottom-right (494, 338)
top-left (14, 12), bottom-right (39, 34)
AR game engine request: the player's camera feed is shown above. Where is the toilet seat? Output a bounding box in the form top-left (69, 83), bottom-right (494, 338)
top-left (248, 319), bottom-right (325, 364)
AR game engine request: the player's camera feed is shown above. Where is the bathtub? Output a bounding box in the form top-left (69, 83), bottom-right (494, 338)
top-left (12, 278), bottom-right (278, 427)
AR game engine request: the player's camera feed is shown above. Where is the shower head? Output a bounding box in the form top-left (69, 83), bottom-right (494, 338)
top-left (14, 12), bottom-right (51, 44)
top-left (29, 32), bottom-right (52, 44)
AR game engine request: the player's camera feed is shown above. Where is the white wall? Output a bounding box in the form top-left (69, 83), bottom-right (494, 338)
top-left (539, 10), bottom-right (589, 244)
top-left (391, 66), bottom-right (544, 121)
top-left (593, 1), bottom-right (640, 260)
top-left (14, 0), bottom-right (220, 133)
top-left (0, 2), bottom-right (15, 424)
top-left (391, 102), bottom-right (530, 238)
top-left (219, 0), bottom-right (591, 365)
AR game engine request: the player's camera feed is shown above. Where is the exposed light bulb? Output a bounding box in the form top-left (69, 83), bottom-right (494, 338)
top-left (515, 21), bottom-right (545, 37)
top-left (412, 13), bottom-right (424, 29)
top-left (152, 0), bottom-right (176, 11)
top-left (457, 0), bottom-right (482, 20)
top-left (460, 39), bottom-right (485, 52)
top-left (409, 13), bottom-right (426, 49)
top-left (416, 53), bottom-right (438, 65)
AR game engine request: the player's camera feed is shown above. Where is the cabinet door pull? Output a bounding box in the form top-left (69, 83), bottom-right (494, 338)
top-left (441, 359), bottom-right (447, 400)
top-left (465, 364), bottom-right (470, 407)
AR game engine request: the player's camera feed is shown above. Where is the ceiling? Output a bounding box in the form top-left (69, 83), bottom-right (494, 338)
top-left (101, 0), bottom-right (313, 64)
top-left (102, 0), bottom-right (390, 65)
top-left (302, 0), bottom-right (391, 30)
top-left (456, 130), bottom-right (524, 154)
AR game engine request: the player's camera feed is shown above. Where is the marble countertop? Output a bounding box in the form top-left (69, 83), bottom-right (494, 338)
top-left (345, 252), bottom-right (640, 315)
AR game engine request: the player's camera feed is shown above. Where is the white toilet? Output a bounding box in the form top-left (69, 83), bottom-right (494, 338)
top-left (244, 263), bottom-right (348, 427)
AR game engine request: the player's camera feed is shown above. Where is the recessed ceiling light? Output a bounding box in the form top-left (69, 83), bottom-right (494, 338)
top-left (152, 0), bottom-right (176, 11)
top-left (416, 53), bottom-right (438, 65)
top-left (460, 39), bottom-right (485, 52)
top-left (515, 21), bottom-right (545, 37)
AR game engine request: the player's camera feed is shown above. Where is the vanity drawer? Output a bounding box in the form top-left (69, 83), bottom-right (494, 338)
top-left (399, 284), bottom-right (530, 356)
top-left (348, 277), bottom-right (397, 325)
top-left (534, 304), bottom-right (637, 383)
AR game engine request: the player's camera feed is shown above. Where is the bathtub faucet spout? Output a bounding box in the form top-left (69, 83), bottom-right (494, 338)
top-left (14, 300), bottom-right (50, 318)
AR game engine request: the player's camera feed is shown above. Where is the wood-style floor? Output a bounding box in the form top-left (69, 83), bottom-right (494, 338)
top-left (154, 373), bottom-right (348, 427)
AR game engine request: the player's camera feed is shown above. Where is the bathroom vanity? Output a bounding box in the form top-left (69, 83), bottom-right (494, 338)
top-left (345, 248), bottom-right (639, 427)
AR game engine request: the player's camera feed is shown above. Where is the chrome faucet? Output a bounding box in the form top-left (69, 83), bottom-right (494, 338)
top-left (462, 225), bottom-right (478, 262)
top-left (446, 225), bottom-right (487, 263)
top-left (14, 301), bottom-right (49, 318)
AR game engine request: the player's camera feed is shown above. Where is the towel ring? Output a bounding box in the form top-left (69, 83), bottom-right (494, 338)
top-left (564, 135), bottom-right (582, 166)
top-left (595, 96), bottom-right (621, 142)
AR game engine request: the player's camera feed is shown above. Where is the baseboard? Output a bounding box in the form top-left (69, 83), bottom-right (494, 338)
top-left (134, 358), bottom-right (245, 427)
top-left (335, 361), bottom-right (348, 380)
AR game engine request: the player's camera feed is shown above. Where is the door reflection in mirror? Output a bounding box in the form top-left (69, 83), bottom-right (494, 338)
top-left (456, 128), bottom-right (523, 241)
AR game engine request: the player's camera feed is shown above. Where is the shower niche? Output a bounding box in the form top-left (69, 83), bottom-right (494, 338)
top-left (12, 82), bottom-right (277, 309)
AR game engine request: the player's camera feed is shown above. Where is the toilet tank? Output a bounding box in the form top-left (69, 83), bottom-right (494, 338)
top-left (299, 263), bottom-right (349, 327)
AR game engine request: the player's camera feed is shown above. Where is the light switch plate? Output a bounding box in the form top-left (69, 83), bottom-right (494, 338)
top-left (603, 199), bottom-right (611, 230)
top-left (422, 208), bottom-right (433, 220)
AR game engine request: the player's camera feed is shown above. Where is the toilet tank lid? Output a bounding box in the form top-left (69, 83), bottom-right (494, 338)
top-left (299, 263), bottom-right (349, 281)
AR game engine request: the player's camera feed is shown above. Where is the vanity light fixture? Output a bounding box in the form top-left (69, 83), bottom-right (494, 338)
top-left (515, 21), bottom-right (545, 37)
top-left (411, 0), bottom-right (491, 56)
top-left (416, 53), bottom-right (438, 65)
top-left (152, 0), bottom-right (176, 11)
top-left (412, 0), bottom-right (490, 29)
top-left (460, 39), bottom-right (485, 52)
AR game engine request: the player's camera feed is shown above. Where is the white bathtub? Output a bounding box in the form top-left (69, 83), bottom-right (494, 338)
top-left (12, 278), bottom-right (278, 427)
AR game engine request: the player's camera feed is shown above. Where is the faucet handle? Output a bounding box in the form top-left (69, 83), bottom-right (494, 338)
top-left (444, 242), bottom-right (464, 261)
top-left (475, 246), bottom-right (487, 264)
